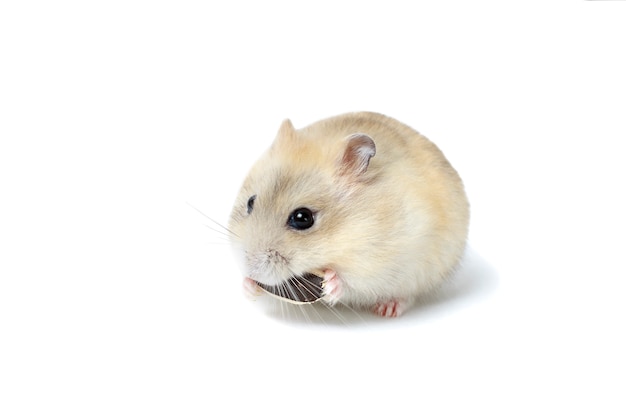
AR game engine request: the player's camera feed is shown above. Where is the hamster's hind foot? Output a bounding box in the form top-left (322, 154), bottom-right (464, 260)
top-left (373, 299), bottom-right (406, 318)
top-left (321, 269), bottom-right (342, 305)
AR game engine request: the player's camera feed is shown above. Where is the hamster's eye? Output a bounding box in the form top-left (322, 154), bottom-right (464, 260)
top-left (287, 207), bottom-right (314, 230)
top-left (247, 195), bottom-right (257, 214)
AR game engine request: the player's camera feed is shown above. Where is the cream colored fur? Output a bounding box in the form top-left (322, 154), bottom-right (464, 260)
top-left (229, 112), bottom-right (469, 313)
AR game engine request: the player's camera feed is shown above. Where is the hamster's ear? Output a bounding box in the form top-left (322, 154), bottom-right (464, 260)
top-left (272, 119), bottom-right (296, 149)
top-left (340, 133), bottom-right (376, 177)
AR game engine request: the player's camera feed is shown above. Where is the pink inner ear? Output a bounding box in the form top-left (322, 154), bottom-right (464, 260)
top-left (341, 133), bottom-right (376, 176)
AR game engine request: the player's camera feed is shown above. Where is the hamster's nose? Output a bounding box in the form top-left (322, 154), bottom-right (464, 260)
top-left (265, 249), bottom-right (288, 265)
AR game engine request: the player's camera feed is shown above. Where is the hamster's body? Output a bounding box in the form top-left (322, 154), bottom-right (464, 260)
top-left (229, 112), bottom-right (469, 317)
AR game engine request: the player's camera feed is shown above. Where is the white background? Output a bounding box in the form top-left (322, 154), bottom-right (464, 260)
top-left (1, 1), bottom-right (625, 416)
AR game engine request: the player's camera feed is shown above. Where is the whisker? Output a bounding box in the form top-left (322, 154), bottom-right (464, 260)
top-left (315, 300), bottom-right (350, 325)
top-left (186, 201), bottom-right (239, 238)
top-left (202, 224), bottom-right (233, 240)
top-left (286, 280), bottom-right (315, 323)
top-left (257, 273), bottom-right (369, 325)
top-left (283, 280), bottom-right (302, 305)
top-left (288, 281), bottom-right (319, 325)
top-left (305, 275), bottom-right (369, 324)
top-left (305, 300), bottom-right (327, 325)
top-left (301, 305), bottom-right (317, 324)
top-left (272, 282), bottom-right (286, 320)
top-left (325, 299), bottom-right (368, 325)
top-left (280, 273), bottom-right (334, 324)
top-left (279, 282), bottom-right (292, 321)
top-left (291, 274), bottom-right (323, 302)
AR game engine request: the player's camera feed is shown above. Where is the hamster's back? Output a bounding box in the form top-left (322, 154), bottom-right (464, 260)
top-left (300, 112), bottom-right (470, 298)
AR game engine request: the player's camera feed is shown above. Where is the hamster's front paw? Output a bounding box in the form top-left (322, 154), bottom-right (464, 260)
top-left (373, 299), bottom-right (406, 318)
top-left (243, 277), bottom-right (262, 299)
top-left (321, 269), bottom-right (342, 305)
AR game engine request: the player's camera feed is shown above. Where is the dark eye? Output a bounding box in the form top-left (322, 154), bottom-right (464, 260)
top-left (287, 207), bottom-right (315, 230)
top-left (247, 195), bottom-right (256, 214)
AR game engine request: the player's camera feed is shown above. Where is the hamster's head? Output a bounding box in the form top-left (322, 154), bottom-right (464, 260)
top-left (228, 119), bottom-right (376, 289)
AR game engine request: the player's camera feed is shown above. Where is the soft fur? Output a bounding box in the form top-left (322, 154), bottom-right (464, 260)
top-left (229, 112), bottom-right (469, 316)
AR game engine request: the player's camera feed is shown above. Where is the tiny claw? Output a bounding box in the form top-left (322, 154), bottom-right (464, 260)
top-left (373, 299), bottom-right (405, 318)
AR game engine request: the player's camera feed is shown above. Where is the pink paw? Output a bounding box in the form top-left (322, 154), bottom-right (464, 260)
top-left (243, 277), bottom-right (262, 298)
top-left (373, 299), bottom-right (405, 318)
top-left (321, 269), bottom-right (342, 304)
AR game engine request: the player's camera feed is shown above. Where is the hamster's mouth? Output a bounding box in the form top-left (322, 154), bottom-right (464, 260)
top-left (255, 273), bottom-right (324, 305)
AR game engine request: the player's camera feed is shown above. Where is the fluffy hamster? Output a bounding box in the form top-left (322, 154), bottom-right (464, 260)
top-left (229, 112), bottom-right (469, 317)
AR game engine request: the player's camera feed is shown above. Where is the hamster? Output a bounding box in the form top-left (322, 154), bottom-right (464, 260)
top-left (229, 112), bottom-right (469, 317)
